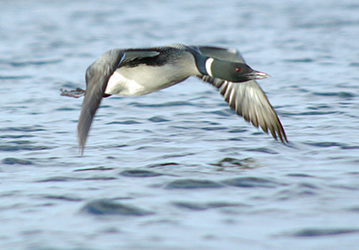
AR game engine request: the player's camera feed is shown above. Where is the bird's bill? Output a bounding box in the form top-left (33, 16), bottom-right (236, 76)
top-left (245, 70), bottom-right (271, 80)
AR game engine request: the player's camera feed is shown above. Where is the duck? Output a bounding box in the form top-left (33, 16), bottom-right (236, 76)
top-left (60, 44), bottom-right (287, 155)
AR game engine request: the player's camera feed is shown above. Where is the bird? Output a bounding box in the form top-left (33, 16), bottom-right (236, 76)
top-left (60, 43), bottom-right (287, 155)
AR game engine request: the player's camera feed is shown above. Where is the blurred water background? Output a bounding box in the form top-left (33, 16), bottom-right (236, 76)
top-left (1, 0), bottom-right (359, 249)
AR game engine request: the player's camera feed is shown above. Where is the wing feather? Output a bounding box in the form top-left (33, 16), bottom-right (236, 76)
top-left (192, 45), bottom-right (287, 143)
top-left (198, 76), bottom-right (287, 143)
top-left (78, 49), bottom-right (125, 154)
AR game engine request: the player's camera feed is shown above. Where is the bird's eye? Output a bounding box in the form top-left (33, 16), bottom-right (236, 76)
top-left (235, 68), bottom-right (241, 73)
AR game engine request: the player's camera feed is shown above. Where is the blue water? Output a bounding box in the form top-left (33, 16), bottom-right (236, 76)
top-left (1, 0), bottom-right (359, 249)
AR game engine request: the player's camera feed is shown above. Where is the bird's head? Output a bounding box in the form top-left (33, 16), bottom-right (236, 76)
top-left (207, 59), bottom-right (270, 82)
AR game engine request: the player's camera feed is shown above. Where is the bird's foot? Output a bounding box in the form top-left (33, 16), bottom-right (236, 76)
top-left (60, 88), bottom-right (85, 98)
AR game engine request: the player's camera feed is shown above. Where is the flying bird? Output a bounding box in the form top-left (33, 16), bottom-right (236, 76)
top-left (61, 44), bottom-right (287, 155)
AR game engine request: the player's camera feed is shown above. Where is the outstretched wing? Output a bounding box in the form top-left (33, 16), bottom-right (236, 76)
top-left (192, 46), bottom-right (287, 143)
top-left (78, 49), bottom-right (125, 154)
top-left (78, 48), bottom-right (168, 154)
top-left (200, 76), bottom-right (287, 143)
top-left (189, 45), bottom-right (245, 63)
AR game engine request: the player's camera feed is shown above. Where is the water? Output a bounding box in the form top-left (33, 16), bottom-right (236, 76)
top-left (1, 0), bottom-right (359, 249)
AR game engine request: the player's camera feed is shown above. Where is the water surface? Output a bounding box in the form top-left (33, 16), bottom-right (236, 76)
top-left (1, 0), bottom-right (359, 249)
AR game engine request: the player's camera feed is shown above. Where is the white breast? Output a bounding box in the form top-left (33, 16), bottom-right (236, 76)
top-left (105, 63), bottom-right (196, 97)
top-left (105, 71), bottom-right (143, 96)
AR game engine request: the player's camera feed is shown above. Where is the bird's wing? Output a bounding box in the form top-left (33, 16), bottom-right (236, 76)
top-left (199, 76), bottom-right (287, 143)
top-left (188, 45), bottom-right (245, 63)
top-left (191, 46), bottom-right (287, 143)
top-left (78, 49), bottom-right (125, 154)
top-left (121, 50), bottom-right (161, 63)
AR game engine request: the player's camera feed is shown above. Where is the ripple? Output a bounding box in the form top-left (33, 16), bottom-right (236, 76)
top-left (0, 75), bottom-right (33, 80)
top-left (313, 92), bottom-right (357, 98)
top-left (129, 101), bottom-right (193, 108)
top-left (201, 126), bottom-right (227, 131)
top-left (7, 59), bottom-right (62, 67)
top-left (55, 107), bottom-right (78, 111)
top-left (172, 201), bottom-right (244, 211)
top-left (288, 228), bottom-right (359, 237)
top-left (286, 173), bottom-right (314, 178)
top-left (341, 145), bottom-right (359, 150)
top-left (245, 147), bottom-right (278, 154)
top-left (222, 177), bottom-right (280, 188)
top-left (159, 152), bottom-right (196, 159)
top-left (0, 126), bottom-right (45, 132)
top-left (284, 58), bottom-right (314, 63)
top-left (74, 166), bottom-right (115, 172)
top-left (2, 157), bottom-right (33, 165)
top-left (0, 135), bottom-right (34, 139)
top-left (107, 120), bottom-right (141, 125)
top-left (8, 140), bottom-right (33, 145)
top-left (228, 128), bottom-right (247, 133)
top-left (348, 206), bottom-right (359, 212)
top-left (42, 194), bottom-right (83, 202)
top-left (207, 109), bottom-right (233, 117)
top-left (85, 176), bottom-right (117, 181)
top-left (36, 175), bottom-right (117, 182)
top-left (210, 157), bottom-right (259, 169)
top-left (307, 105), bottom-right (332, 110)
top-left (148, 162), bottom-right (180, 168)
top-left (148, 116), bottom-right (170, 123)
top-left (304, 142), bottom-right (343, 148)
top-left (165, 179), bottom-right (224, 189)
top-left (81, 199), bottom-right (153, 216)
top-left (0, 145), bottom-right (50, 152)
top-left (120, 169), bottom-right (163, 177)
top-left (349, 62), bottom-right (359, 67)
top-left (36, 176), bottom-right (80, 182)
top-left (298, 111), bottom-right (338, 115)
top-left (276, 182), bottom-right (319, 200)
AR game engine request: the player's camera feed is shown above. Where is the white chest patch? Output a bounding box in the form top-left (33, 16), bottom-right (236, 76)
top-left (104, 63), bottom-right (194, 97)
top-left (105, 71), bottom-right (143, 96)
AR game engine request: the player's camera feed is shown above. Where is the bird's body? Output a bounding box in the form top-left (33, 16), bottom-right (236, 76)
top-left (61, 44), bottom-right (287, 154)
top-left (105, 47), bottom-right (197, 96)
